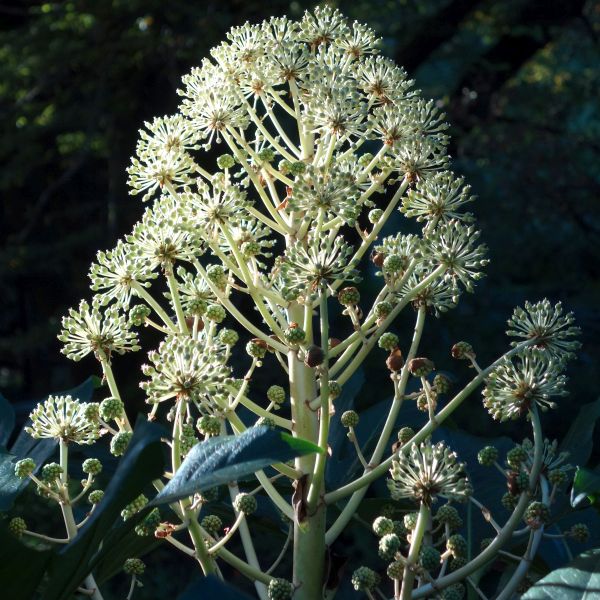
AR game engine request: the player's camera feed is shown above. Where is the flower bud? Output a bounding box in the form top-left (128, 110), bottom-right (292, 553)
top-left (267, 578), bottom-right (294, 600)
top-left (219, 328), bottom-right (239, 346)
top-left (246, 338), bottom-right (268, 359)
top-left (234, 492), bottom-right (258, 515)
top-left (477, 446), bottom-right (498, 467)
top-left (14, 458), bottom-right (36, 479)
top-left (123, 558), bottom-right (145, 576)
top-left (379, 332), bottom-right (399, 352)
top-left (267, 385), bottom-right (286, 405)
top-left (304, 344), bottom-right (324, 368)
top-left (524, 501), bottom-right (550, 530)
top-left (408, 357), bottom-right (434, 377)
top-left (451, 341), bottom-right (474, 359)
top-left (8, 517), bottom-right (27, 538)
top-left (397, 427), bottom-right (414, 445)
top-left (372, 516), bottom-right (394, 537)
top-left (284, 323), bottom-right (306, 346)
top-left (201, 514), bottom-right (222, 535)
top-left (341, 410), bottom-right (359, 428)
top-left (386, 349), bottom-right (404, 372)
top-left (338, 286), bottom-right (360, 306)
top-left (82, 458), bottom-right (103, 475)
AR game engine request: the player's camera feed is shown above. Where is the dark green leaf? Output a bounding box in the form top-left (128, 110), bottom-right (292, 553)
top-left (571, 466), bottom-right (600, 508)
top-left (151, 426), bottom-right (322, 506)
top-left (560, 398), bottom-right (600, 466)
top-left (179, 575), bottom-right (254, 600)
top-left (522, 548), bottom-right (600, 599)
top-left (0, 393), bottom-right (15, 448)
top-left (0, 521), bottom-right (53, 600)
top-left (42, 417), bottom-right (165, 600)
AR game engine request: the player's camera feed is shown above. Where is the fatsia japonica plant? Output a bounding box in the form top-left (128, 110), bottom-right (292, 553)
top-left (7, 6), bottom-right (587, 600)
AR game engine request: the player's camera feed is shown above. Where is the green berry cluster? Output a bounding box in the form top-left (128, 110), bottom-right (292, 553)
top-left (121, 494), bottom-right (148, 521)
top-left (233, 493), bottom-right (257, 515)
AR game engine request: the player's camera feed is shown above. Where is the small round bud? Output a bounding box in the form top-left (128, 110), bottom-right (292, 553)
top-left (501, 492), bottom-right (519, 510)
top-left (446, 534), bottom-right (468, 558)
top-left (379, 533), bottom-right (401, 560)
top-left (100, 397), bottom-right (124, 421)
top-left (246, 338), bottom-right (268, 359)
top-left (408, 357), bottom-right (435, 377)
top-left (435, 505), bottom-right (463, 531)
top-left (206, 304), bottom-right (226, 323)
top-left (420, 546), bottom-right (441, 572)
top-left (443, 583), bottom-right (465, 600)
top-left (449, 557), bottom-right (468, 571)
top-left (379, 332), bottom-right (399, 352)
top-left (341, 410), bottom-right (359, 428)
top-left (386, 561), bottom-right (403, 580)
top-left (328, 380), bottom-right (342, 399)
top-left (41, 462), bottom-right (63, 481)
top-left (477, 446), bottom-right (499, 467)
top-left (123, 558), bottom-right (145, 576)
top-left (506, 446), bottom-right (528, 469)
top-left (14, 458), bottom-right (36, 479)
top-left (451, 342), bottom-right (474, 359)
top-left (196, 415), bottom-right (221, 436)
top-left (267, 385), bottom-right (286, 405)
top-left (8, 517), bottom-right (27, 537)
top-left (278, 159), bottom-right (291, 174)
top-left (358, 153), bottom-right (374, 167)
top-left (524, 501), bottom-right (550, 530)
top-left (304, 345), bottom-right (324, 368)
top-left (433, 374), bottom-right (452, 394)
top-left (219, 328), bottom-right (239, 346)
top-left (257, 148), bottom-right (275, 163)
top-left (284, 323), bottom-right (306, 346)
top-left (383, 254), bottom-right (404, 275)
top-left (338, 286), bottom-right (360, 306)
top-left (207, 264), bottom-right (228, 290)
top-left (404, 512), bottom-right (418, 531)
top-left (368, 208), bottom-right (383, 223)
top-left (135, 508), bottom-right (161, 536)
top-left (568, 523), bottom-right (590, 543)
top-left (241, 240), bottom-right (261, 257)
top-left (82, 458), bottom-right (103, 475)
top-left (397, 427), bottom-right (414, 445)
top-left (352, 566), bottom-right (377, 591)
top-left (374, 301), bottom-right (393, 319)
top-left (234, 493), bottom-right (257, 515)
top-left (200, 487), bottom-right (220, 503)
top-left (372, 516), bottom-right (394, 537)
top-left (267, 578), bottom-right (293, 600)
top-left (386, 349), bottom-right (404, 372)
top-left (88, 490), bottom-right (104, 504)
top-left (121, 494), bottom-right (148, 521)
top-left (201, 514), bottom-right (222, 535)
top-left (289, 161), bottom-right (306, 175)
top-left (84, 403), bottom-right (100, 422)
top-left (480, 537), bottom-right (493, 550)
top-left (217, 154), bottom-right (235, 169)
top-left (548, 468), bottom-right (568, 487)
top-left (129, 304), bottom-right (151, 326)
top-left (110, 432), bottom-right (132, 456)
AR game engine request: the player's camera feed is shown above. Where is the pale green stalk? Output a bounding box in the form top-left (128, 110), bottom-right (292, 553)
top-left (400, 503), bottom-right (430, 600)
top-left (131, 281), bottom-right (177, 332)
top-left (166, 270), bottom-right (189, 335)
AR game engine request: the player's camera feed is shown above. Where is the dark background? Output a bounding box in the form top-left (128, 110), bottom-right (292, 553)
top-left (1, 1), bottom-right (599, 597)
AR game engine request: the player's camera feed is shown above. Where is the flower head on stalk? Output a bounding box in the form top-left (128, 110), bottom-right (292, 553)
top-left (401, 171), bottom-right (475, 226)
top-left (217, 218), bottom-right (275, 268)
top-left (423, 220), bottom-right (488, 294)
top-left (483, 351), bottom-right (567, 421)
top-left (141, 336), bottom-right (231, 409)
top-left (400, 265), bottom-right (459, 316)
top-left (58, 300), bottom-right (140, 362)
top-left (171, 267), bottom-right (217, 317)
top-left (26, 395), bottom-right (100, 445)
top-left (279, 237), bottom-right (360, 301)
top-left (506, 300), bottom-right (581, 362)
top-left (89, 240), bottom-right (157, 309)
top-left (136, 114), bottom-right (201, 156)
top-left (356, 55), bottom-right (415, 106)
top-left (388, 441), bottom-right (472, 505)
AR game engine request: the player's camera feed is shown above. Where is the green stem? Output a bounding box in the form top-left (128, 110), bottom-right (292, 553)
top-left (131, 281), bottom-right (177, 332)
top-left (306, 290), bottom-right (330, 512)
top-left (166, 271), bottom-right (189, 335)
top-left (401, 503), bottom-right (430, 600)
top-left (98, 353), bottom-right (131, 432)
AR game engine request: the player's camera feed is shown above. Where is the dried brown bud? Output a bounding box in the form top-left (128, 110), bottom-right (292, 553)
top-left (329, 338), bottom-right (341, 349)
top-left (386, 348), bottom-right (404, 372)
top-left (185, 317), bottom-right (204, 332)
top-left (304, 345), bottom-right (325, 368)
top-left (371, 250), bottom-right (385, 267)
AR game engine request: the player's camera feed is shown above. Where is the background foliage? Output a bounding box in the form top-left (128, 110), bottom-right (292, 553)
top-left (1, 0), bottom-right (599, 597)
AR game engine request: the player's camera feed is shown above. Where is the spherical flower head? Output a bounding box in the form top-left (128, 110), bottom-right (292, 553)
top-left (58, 300), bottom-right (140, 363)
top-left (477, 446), bottom-right (499, 467)
top-left (568, 523), bottom-right (590, 543)
top-left (420, 545), bottom-right (441, 572)
top-left (201, 514), bottom-right (222, 535)
top-left (100, 397), bottom-right (125, 421)
top-left (82, 458), bottom-right (103, 475)
top-left (121, 494), bottom-right (149, 521)
top-left (351, 566), bottom-right (378, 591)
top-left (506, 300), bottom-right (581, 362)
top-left (233, 492), bottom-right (257, 515)
top-left (341, 410), bottom-right (359, 428)
top-left (482, 351), bottom-right (567, 421)
top-left (524, 501), bottom-right (550, 530)
top-left (123, 558), bottom-right (146, 576)
top-left (8, 517), bottom-right (27, 538)
top-left (388, 441), bottom-right (471, 505)
top-left (267, 578), bottom-right (293, 600)
top-left (372, 516), bottom-right (394, 537)
top-left (141, 335), bottom-right (231, 407)
top-left (25, 395), bottom-right (100, 445)
top-left (88, 490), bottom-right (105, 505)
top-left (110, 431), bottom-right (132, 456)
top-left (379, 332), bottom-right (399, 352)
top-left (14, 458), bottom-right (36, 479)
top-left (435, 504), bottom-right (463, 530)
top-left (267, 385), bottom-right (286, 405)
top-left (423, 220), bottom-right (489, 294)
top-left (378, 532), bottom-right (401, 560)
top-left (397, 427), bottom-right (414, 445)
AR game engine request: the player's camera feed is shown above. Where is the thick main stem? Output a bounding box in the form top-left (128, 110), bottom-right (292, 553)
top-left (288, 302), bottom-right (326, 600)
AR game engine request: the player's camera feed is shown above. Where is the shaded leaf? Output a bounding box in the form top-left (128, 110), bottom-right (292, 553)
top-left (522, 548), bottom-right (600, 599)
top-left (571, 466), bottom-right (600, 509)
top-left (560, 398), bottom-right (600, 467)
top-left (151, 426), bottom-right (322, 506)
